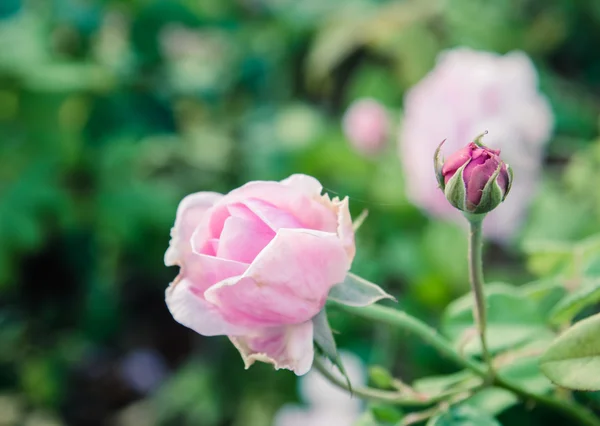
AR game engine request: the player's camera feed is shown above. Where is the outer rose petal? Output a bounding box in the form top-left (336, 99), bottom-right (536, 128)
top-left (321, 195), bottom-right (355, 261)
top-left (216, 180), bottom-right (338, 233)
top-left (165, 278), bottom-right (249, 336)
top-left (230, 320), bottom-right (314, 375)
top-left (281, 175), bottom-right (355, 260)
top-left (185, 253), bottom-right (249, 293)
top-left (280, 174), bottom-right (323, 196)
top-left (204, 228), bottom-right (350, 327)
top-left (165, 192), bottom-right (223, 267)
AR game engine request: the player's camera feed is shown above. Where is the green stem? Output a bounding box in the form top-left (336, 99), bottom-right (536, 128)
top-left (327, 299), bottom-right (485, 376)
top-left (466, 215), bottom-right (493, 379)
top-left (325, 301), bottom-right (600, 426)
top-left (312, 356), bottom-right (458, 406)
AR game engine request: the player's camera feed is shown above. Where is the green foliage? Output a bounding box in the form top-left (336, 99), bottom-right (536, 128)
top-left (428, 405), bottom-right (501, 426)
top-left (154, 360), bottom-right (222, 425)
top-left (369, 403), bottom-right (404, 424)
top-left (369, 365), bottom-right (395, 390)
top-left (550, 279), bottom-right (600, 325)
top-left (442, 284), bottom-right (553, 355)
top-left (413, 370), bottom-right (481, 397)
top-left (541, 313), bottom-right (600, 391)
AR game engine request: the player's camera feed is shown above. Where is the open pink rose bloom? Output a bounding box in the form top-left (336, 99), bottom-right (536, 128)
top-left (164, 174), bottom-right (355, 375)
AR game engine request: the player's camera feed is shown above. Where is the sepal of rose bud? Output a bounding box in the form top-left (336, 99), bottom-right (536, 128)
top-left (433, 139), bottom-right (446, 190)
top-left (472, 163), bottom-right (504, 214)
top-left (443, 161), bottom-right (469, 211)
top-left (503, 164), bottom-right (514, 201)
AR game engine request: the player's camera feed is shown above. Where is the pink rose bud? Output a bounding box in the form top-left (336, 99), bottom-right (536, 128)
top-left (164, 174), bottom-right (355, 375)
top-left (342, 98), bottom-right (389, 155)
top-left (434, 135), bottom-right (513, 214)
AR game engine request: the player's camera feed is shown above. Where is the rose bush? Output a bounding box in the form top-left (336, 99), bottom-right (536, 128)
top-left (164, 174), bottom-right (355, 375)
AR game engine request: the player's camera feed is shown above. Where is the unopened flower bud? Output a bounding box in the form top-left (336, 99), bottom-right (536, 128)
top-left (434, 135), bottom-right (513, 214)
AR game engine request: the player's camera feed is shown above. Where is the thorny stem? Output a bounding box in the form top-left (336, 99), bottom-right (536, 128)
top-left (325, 300), bottom-right (600, 426)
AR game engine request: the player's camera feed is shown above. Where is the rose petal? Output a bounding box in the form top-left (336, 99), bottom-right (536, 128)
top-left (217, 181), bottom-right (338, 233)
top-left (165, 192), bottom-right (223, 267)
top-left (230, 320), bottom-right (314, 375)
top-left (242, 198), bottom-right (304, 230)
top-left (205, 228), bottom-right (350, 327)
top-left (465, 157), bottom-right (500, 207)
top-left (280, 174), bottom-right (324, 196)
top-left (442, 144), bottom-right (474, 183)
top-left (165, 278), bottom-right (249, 337)
top-left (184, 252), bottom-right (249, 294)
top-left (217, 213), bottom-right (275, 263)
top-left (327, 196), bottom-right (355, 261)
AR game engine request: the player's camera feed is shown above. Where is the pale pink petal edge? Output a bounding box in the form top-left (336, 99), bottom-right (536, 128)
top-left (165, 191), bottom-right (223, 266)
top-left (229, 321), bottom-right (315, 376)
top-left (165, 278), bottom-right (249, 337)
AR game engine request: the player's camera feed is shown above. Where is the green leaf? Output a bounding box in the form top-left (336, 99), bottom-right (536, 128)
top-left (498, 353), bottom-right (553, 395)
top-left (468, 351), bottom-right (553, 416)
top-left (328, 273), bottom-right (395, 307)
top-left (413, 370), bottom-right (481, 397)
top-left (549, 279), bottom-right (600, 325)
top-left (519, 279), bottom-right (567, 319)
top-left (312, 309), bottom-right (351, 390)
top-left (541, 312), bottom-right (600, 390)
top-left (442, 284), bottom-right (551, 355)
top-left (522, 240), bottom-right (574, 277)
top-left (466, 388), bottom-right (517, 417)
top-left (427, 405), bottom-right (500, 426)
top-left (369, 403), bottom-right (404, 424)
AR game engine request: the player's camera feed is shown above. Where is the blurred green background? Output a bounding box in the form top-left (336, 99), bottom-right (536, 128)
top-left (2, 0), bottom-right (600, 425)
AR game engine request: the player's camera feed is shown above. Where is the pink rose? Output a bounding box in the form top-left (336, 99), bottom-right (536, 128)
top-left (164, 174), bottom-right (355, 375)
top-left (399, 48), bottom-right (553, 242)
top-left (342, 98), bottom-right (390, 155)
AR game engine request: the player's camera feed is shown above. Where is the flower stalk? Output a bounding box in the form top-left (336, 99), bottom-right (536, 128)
top-left (465, 213), bottom-right (493, 381)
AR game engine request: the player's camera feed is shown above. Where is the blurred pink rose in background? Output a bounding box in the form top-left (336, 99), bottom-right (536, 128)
top-left (164, 174), bottom-right (355, 375)
top-left (272, 351), bottom-right (365, 426)
top-left (399, 48), bottom-right (553, 242)
top-left (343, 98), bottom-right (390, 156)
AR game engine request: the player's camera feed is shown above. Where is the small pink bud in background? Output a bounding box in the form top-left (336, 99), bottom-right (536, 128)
top-left (342, 98), bottom-right (389, 155)
top-left (434, 137), bottom-right (512, 214)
